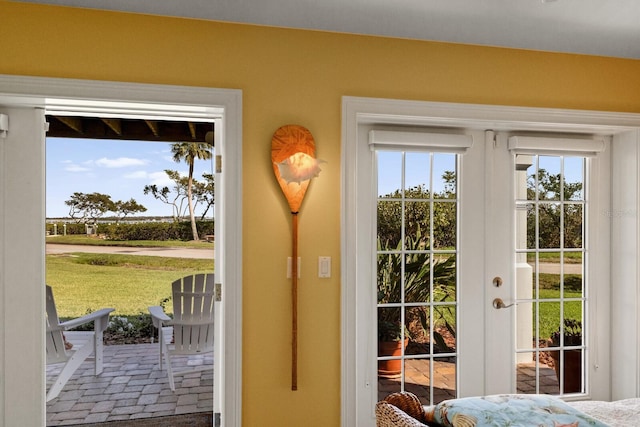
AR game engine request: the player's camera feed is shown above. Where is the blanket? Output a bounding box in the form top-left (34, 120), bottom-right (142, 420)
top-left (424, 394), bottom-right (608, 427)
top-left (569, 398), bottom-right (640, 427)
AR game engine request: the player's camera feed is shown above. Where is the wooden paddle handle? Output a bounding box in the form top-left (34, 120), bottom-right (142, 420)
top-left (292, 213), bottom-right (298, 390)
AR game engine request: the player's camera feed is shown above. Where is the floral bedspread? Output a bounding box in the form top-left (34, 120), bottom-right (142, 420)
top-left (424, 394), bottom-right (609, 427)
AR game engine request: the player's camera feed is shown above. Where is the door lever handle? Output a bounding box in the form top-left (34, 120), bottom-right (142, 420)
top-left (492, 298), bottom-right (515, 309)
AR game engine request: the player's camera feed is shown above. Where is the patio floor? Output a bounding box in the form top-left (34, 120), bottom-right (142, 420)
top-left (378, 359), bottom-right (562, 404)
top-left (46, 342), bottom-right (213, 426)
top-left (48, 344), bottom-right (561, 426)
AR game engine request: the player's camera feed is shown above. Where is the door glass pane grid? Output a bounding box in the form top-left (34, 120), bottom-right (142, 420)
top-left (515, 155), bottom-right (587, 396)
top-left (376, 150), bottom-right (458, 405)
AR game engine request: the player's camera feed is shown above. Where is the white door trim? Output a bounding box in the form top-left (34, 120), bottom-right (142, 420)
top-left (0, 74), bottom-right (243, 427)
top-left (341, 96), bottom-right (640, 426)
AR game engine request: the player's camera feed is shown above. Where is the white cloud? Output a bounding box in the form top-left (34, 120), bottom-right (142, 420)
top-left (65, 164), bottom-right (91, 172)
top-left (149, 171), bottom-right (179, 187)
top-left (123, 171), bottom-right (148, 179)
top-left (95, 157), bottom-right (149, 168)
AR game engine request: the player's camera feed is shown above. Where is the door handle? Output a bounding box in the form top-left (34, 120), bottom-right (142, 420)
top-left (492, 298), bottom-right (515, 309)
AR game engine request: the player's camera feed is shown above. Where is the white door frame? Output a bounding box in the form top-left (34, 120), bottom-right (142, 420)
top-left (341, 95), bottom-right (640, 426)
top-left (0, 75), bottom-right (243, 427)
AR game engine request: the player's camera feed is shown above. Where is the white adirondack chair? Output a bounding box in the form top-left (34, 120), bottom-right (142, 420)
top-left (149, 273), bottom-right (215, 391)
top-left (46, 285), bottom-right (114, 402)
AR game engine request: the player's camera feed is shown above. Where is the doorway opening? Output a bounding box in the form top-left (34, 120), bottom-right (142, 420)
top-left (45, 115), bottom-right (216, 425)
top-left (0, 75), bottom-right (242, 427)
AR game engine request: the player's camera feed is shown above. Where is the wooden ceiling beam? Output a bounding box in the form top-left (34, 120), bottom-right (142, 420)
top-left (56, 116), bottom-right (83, 134)
top-left (188, 122), bottom-right (197, 140)
top-left (101, 118), bottom-right (122, 136)
top-left (145, 120), bottom-right (160, 137)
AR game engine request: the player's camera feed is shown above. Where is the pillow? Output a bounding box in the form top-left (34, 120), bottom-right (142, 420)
top-left (423, 394), bottom-right (610, 427)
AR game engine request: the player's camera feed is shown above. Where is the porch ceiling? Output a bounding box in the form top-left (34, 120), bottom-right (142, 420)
top-left (45, 115), bottom-right (213, 142)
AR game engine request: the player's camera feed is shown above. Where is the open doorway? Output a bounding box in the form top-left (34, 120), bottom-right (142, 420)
top-left (44, 116), bottom-right (216, 425)
top-left (0, 75), bottom-right (242, 427)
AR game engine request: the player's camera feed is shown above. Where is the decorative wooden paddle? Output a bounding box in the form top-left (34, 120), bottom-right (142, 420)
top-left (271, 124), bottom-right (319, 391)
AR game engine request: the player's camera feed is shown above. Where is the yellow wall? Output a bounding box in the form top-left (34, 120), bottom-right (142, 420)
top-left (2, 2), bottom-right (640, 425)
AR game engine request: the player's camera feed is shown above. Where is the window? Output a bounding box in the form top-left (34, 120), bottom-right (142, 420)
top-left (515, 154), bottom-right (588, 395)
top-left (376, 150), bottom-right (458, 404)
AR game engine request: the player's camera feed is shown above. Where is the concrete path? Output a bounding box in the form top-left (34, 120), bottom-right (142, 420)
top-left (532, 263), bottom-right (582, 275)
top-left (46, 244), bottom-right (214, 260)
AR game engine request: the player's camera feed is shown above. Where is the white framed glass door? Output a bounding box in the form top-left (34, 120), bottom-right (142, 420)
top-left (478, 132), bottom-right (609, 397)
top-left (350, 125), bottom-right (610, 422)
top-left (375, 149), bottom-right (459, 404)
top-left (342, 97), bottom-right (624, 427)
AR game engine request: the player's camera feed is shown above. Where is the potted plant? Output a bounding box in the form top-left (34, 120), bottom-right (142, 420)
top-left (377, 244), bottom-right (408, 377)
top-left (376, 229), bottom-right (456, 377)
top-left (377, 318), bottom-right (408, 377)
top-left (547, 318), bottom-right (582, 393)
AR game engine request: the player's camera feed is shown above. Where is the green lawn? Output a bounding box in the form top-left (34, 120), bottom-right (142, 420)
top-left (50, 249), bottom-right (577, 340)
top-left (536, 289), bottom-right (582, 338)
top-left (47, 253), bottom-right (213, 318)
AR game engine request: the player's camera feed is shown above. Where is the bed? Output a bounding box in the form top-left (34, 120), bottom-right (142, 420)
top-left (376, 392), bottom-right (640, 427)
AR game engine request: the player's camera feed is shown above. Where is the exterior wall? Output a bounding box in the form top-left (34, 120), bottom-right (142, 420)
top-left (2, 2), bottom-right (640, 425)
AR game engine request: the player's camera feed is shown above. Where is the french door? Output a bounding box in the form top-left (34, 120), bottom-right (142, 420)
top-left (348, 121), bottom-right (611, 425)
top-left (482, 132), bottom-right (609, 398)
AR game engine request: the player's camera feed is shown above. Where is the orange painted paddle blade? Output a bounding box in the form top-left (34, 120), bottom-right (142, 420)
top-left (271, 125), bottom-right (316, 213)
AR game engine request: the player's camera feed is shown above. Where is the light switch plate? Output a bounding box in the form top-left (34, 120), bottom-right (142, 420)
top-left (318, 256), bottom-right (331, 278)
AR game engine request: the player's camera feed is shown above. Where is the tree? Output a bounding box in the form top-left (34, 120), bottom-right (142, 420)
top-left (143, 170), bottom-right (191, 221)
top-left (113, 198), bottom-right (147, 224)
top-left (377, 172), bottom-right (457, 251)
top-left (170, 142), bottom-right (213, 240)
top-left (193, 172), bottom-right (215, 220)
top-left (65, 192), bottom-right (115, 224)
top-left (527, 169), bottom-right (583, 249)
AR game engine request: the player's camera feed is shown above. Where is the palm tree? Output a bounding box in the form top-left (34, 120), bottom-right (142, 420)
top-left (171, 142), bottom-right (213, 240)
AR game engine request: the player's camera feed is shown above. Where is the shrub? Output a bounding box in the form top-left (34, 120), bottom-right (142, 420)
top-left (102, 220), bottom-right (214, 241)
top-left (549, 318), bottom-right (582, 347)
top-left (46, 222), bottom-right (87, 235)
top-left (107, 314), bottom-right (155, 339)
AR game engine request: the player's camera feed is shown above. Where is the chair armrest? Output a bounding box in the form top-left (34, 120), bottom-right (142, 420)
top-left (149, 305), bottom-right (171, 328)
top-left (46, 325), bottom-right (65, 333)
top-left (375, 401), bottom-right (430, 427)
top-left (60, 308), bottom-right (115, 331)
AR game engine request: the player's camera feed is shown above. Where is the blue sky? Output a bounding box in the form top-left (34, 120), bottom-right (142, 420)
top-left (46, 138), bottom-right (215, 218)
top-left (377, 151), bottom-right (456, 197)
top-left (376, 151), bottom-right (583, 198)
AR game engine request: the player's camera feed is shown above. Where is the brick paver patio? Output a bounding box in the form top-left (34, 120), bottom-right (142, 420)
top-left (48, 346), bottom-right (560, 426)
top-left (378, 359), bottom-right (561, 404)
top-left (46, 342), bottom-right (213, 426)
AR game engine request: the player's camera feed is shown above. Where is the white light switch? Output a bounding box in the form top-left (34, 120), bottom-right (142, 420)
top-left (318, 256), bottom-right (331, 278)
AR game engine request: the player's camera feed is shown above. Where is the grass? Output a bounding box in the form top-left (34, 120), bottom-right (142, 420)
top-left (46, 235), bottom-right (213, 249)
top-left (47, 253), bottom-right (213, 318)
top-left (428, 272), bottom-right (583, 341)
top-left (536, 289), bottom-right (582, 339)
top-left (49, 246), bottom-right (578, 342)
